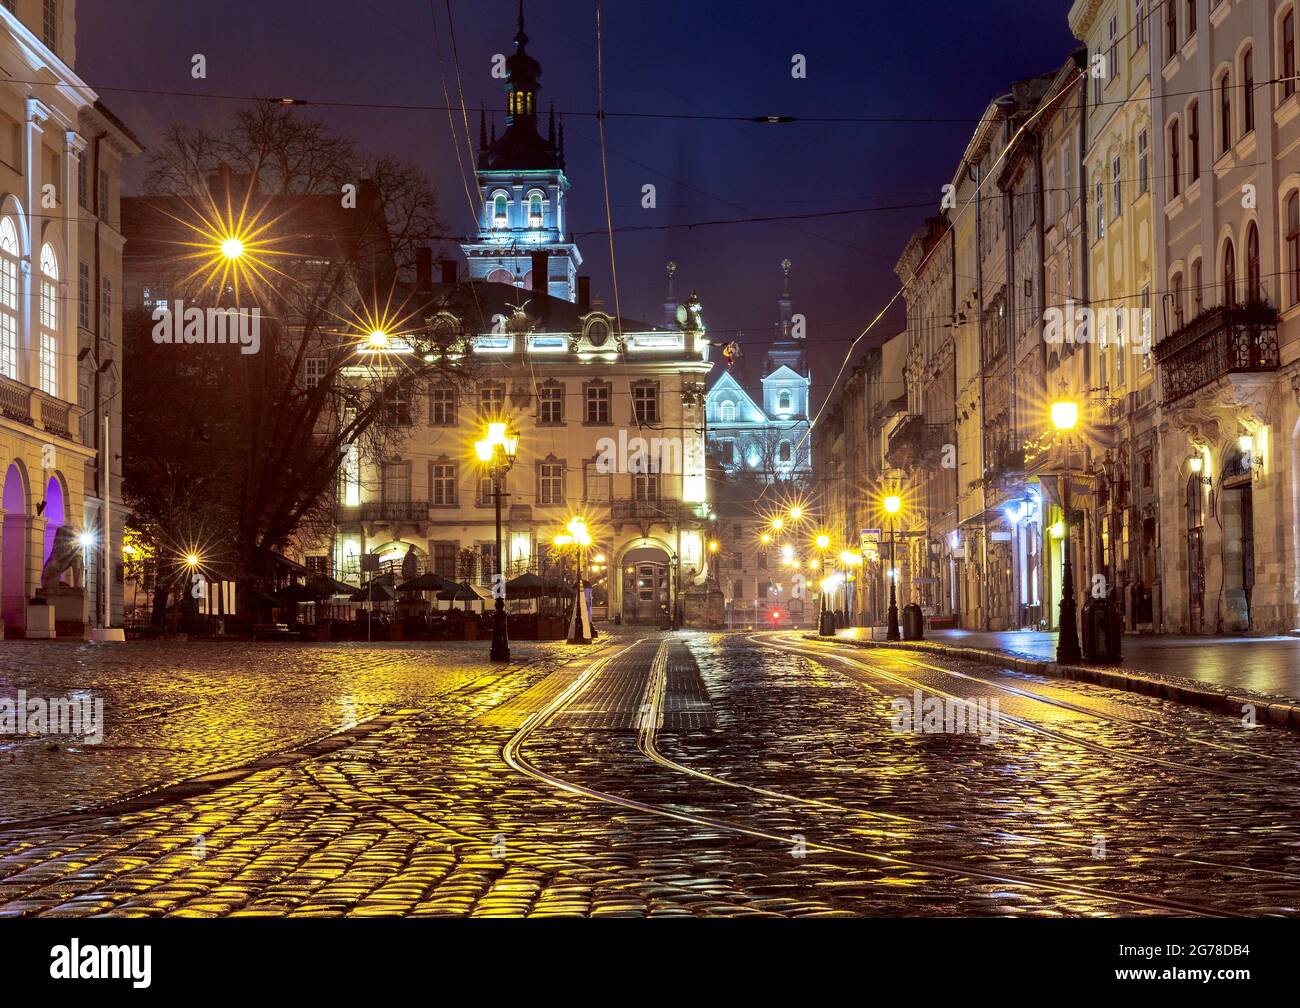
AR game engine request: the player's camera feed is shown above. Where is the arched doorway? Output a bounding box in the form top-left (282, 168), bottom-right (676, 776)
top-left (369, 541), bottom-right (425, 581)
top-left (1220, 448), bottom-right (1254, 631)
top-left (42, 473), bottom-right (67, 569)
top-left (620, 544), bottom-right (671, 623)
top-left (2, 463), bottom-right (28, 631)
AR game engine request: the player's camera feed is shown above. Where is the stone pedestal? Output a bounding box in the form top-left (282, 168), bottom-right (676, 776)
top-left (43, 586), bottom-right (86, 639)
top-left (25, 603), bottom-right (55, 639)
top-left (683, 579), bottom-right (725, 629)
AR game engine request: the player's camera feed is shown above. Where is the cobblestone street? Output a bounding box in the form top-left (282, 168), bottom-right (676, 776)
top-left (2, 631), bottom-right (1299, 917)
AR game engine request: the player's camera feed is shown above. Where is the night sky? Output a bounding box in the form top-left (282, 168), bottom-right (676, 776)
top-left (78, 0), bottom-right (1075, 408)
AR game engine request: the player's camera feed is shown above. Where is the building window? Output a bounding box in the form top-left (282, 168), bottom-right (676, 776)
top-left (632, 473), bottom-right (660, 500)
top-left (42, 0), bottom-right (57, 50)
top-left (1192, 258), bottom-right (1203, 313)
top-left (720, 439), bottom-right (735, 466)
top-left (430, 385), bottom-right (456, 425)
top-left (0, 218), bottom-right (16, 381)
top-left (1185, 0), bottom-right (1195, 39)
top-left (476, 471), bottom-right (496, 507)
top-left (720, 400), bottom-right (736, 422)
top-left (98, 170), bottom-right (109, 223)
top-left (1108, 14), bottom-right (1119, 79)
top-left (1111, 155), bottom-right (1122, 219)
top-left (1173, 272), bottom-right (1185, 330)
top-left (1246, 222), bottom-right (1261, 302)
top-left (778, 440), bottom-right (793, 464)
top-left (101, 277), bottom-right (112, 334)
top-left (1094, 181), bottom-right (1105, 240)
top-left (431, 541), bottom-right (458, 579)
top-left (1285, 12), bottom-right (1297, 100)
top-left (77, 261), bottom-right (90, 330)
top-left (1223, 240), bottom-right (1236, 306)
top-left (479, 382), bottom-right (505, 417)
top-left (1137, 128), bottom-right (1149, 195)
top-left (39, 243), bottom-right (58, 397)
top-left (77, 157), bottom-right (87, 208)
top-left (1188, 101), bottom-right (1200, 180)
top-left (1134, 0), bottom-right (1147, 50)
top-left (528, 192), bottom-right (543, 227)
top-left (539, 461), bottom-right (564, 505)
top-left (584, 381), bottom-right (611, 424)
top-left (304, 357), bottom-right (327, 389)
top-left (539, 382), bottom-right (564, 424)
top-left (1243, 47), bottom-right (1255, 135)
top-left (1168, 119), bottom-right (1181, 197)
top-left (478, 542), bottom-right (499, 586)
top-left (632, 382), bottom-right (659, 424)
top-left (382, 462), bottom-right (410, 503)
top-left (1219, 73), bottom-right (1232, 156)
top-left (492, 193), bottom-right (508, 228)
top-left (1288, 193), bottom-right (1300, 306)
top-left (383, 383), bottom-right (412, 426)
top-left (1165, 2), bottom-right (1178, 62)
top-left (1140, 285), bottom-right (1152, 370)
top-left (584, 461), bottom-right (611, 502)
top-left (430, 463), bottom-right (457, 506)
top-left (777, 389), bottom-right (792, 413)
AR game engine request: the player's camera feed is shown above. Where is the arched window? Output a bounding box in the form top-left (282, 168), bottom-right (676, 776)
top-left (38, 243), bottom-right (58, 397)
top-left (0, 218), bottom-right (18, 380)
top-left (778, 440), bottom-right (793, 464)
top-left (1287, 193), bottom-right (1300, 306)
top-left (1242, 46), bottom-right (1255, 134)
top-left (486, 268), bottom-right (513, 285)
top-left (1219, 71), bottom-right (1232, 155)
top-left (1222, 239), bottom-right (1236, 307)
top-left (1245, 222), bottom-right (1261, 302)
top-left (492, 193), bottom-right (508, 228)
top-left (719, 400), bottom-right (736, 423)
top-left (777, 390), bottom-right (792, 413)
top-left (1171, 271), bottom-right (1185, 329)
top-left (1283, 9), bottom-right (1296, 100)
top-left (1168, 118), bottom-right (1181, 197)
top-left (528, 192), bottom-right (543, 227)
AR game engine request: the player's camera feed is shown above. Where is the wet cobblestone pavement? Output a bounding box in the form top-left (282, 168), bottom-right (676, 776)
top-left (1, 630), bottom-right (1298, 917)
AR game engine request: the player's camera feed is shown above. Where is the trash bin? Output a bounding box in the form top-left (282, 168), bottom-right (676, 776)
top-left (902, 603), bottom-right (924, 641)
top-left (1081, 596), bottom-right (1122, 663)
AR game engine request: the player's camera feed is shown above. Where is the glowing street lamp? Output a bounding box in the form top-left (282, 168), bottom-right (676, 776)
top-left (815, 533), bottom-right (830, 551)
top-left (474, 422), bottom-right (520, 662)
top-left (788, 505), bottom-right (804, 522)
top-left (220, 237), bottom-right (245, 261)
top-left (1052, 398), bottom-right (1082, 663)
top-left (771, 516), bottom-right (784, 532)
top-left (564, 516), bottom-right (594, 644)
top-left (815, 533), bottom-right (833, 635)
top-left (882, 494), bottom-right (902, 641)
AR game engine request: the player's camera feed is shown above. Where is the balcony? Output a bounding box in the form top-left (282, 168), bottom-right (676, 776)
top-left (886, 415), bottom-right (952, 470)
top-left (0, 375), bottom-right (32, 425)
top-left (1154, 302), bottom-right (1280, 406)
top-left (611, 498), bottom-right (679, 524)
top-left (341, 501), bottom-right (432, 524)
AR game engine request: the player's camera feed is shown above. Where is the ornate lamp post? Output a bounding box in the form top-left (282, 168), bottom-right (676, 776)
top-left (560, 516), bottom-right (593, 643)
top-left (474, 422), bottom-right (519, 663)
top-left (883, 494), bottom-right (901, 640)
top-left (1051, 399), bottom-right (1082, 664)
top-left (815, 533), bottom-right (832, 635)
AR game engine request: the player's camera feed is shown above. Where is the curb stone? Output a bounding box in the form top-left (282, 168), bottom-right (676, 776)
top-left (803, 633), bottom-right (1300, 733)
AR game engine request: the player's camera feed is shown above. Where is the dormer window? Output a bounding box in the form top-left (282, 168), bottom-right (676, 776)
top-left (492, 193), bottom-right (508, 228)
top-left (776, 390), bottom-right (792, 414)
top-left (528, 192), bottom-right (544, 228)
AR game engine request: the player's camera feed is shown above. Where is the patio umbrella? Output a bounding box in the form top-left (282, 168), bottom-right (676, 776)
top-left (436, 581), bottom-right (484, 603)
top-left (505, 572), bottom-right (550, 598)
top-left (350, 581), bottom-right (397, 603)
top-left (275, 582), bottom-right (318, 604)
top-left (398, 572), bottom-right (459, 593)
top-left (306, 574), bottom-right (354, 597)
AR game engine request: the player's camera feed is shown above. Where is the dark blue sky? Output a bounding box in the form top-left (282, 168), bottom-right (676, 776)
top-left (80, 0), bottom-right (1075, 405)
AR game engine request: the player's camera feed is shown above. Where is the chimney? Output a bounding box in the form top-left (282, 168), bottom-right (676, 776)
top-left (439, 258), bottom-right (457, 285)
top-left (577, 275), bottom-right (590, 311)
top-left (530, 251), bottom-right (549, 294)
top-left (415, 247), bottom-right (433, 289)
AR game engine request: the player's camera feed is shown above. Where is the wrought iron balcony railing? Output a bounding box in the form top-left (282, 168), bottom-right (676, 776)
top-left (886, 415), bottom-right (952, 470)
top-left (1154, 302), bottom-right (1280, 405)
top-left (339, 500), bottom-right (433, 523)
top-left (611, 498), bottom-right (679, 523)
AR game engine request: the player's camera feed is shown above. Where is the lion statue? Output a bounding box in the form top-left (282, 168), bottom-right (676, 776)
top-left (40, 525), bottom-right (84, 592)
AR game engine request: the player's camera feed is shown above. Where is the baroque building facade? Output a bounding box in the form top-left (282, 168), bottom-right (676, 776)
top-left (0, 0), bottom-right (137, 638)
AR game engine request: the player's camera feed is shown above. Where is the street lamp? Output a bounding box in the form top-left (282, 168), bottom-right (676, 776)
top-left (815, 533), bottom-right (832, 635)
top-left (883, 494), bottom-right (902, 640)
top-left (220, 237), bottom-right (245, 260)
top-left (474, 421), bottom-right (520, 662)
top-left (563, 516), bottom-right (594, 644)
top-left (1051, 398), bottom-right (1082, 664)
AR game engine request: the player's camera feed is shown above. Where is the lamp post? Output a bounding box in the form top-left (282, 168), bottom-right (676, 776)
top-left (815, 533), bottom-right (832, 635)
top-left (883, 494), bottom-right (901, 640)
top-left (474, 422), bottom-right (519, 663)
top-left (560, 516), bottom-right (593, 643)
top-left (1051, 399), bottom-right (1082, 664)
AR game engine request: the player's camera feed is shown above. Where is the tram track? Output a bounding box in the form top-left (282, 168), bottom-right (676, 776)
top-left (502, 638), bottom-right (1250, 917)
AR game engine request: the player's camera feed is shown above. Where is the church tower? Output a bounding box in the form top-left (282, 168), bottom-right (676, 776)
top-left (460, 2), bottom-right (582, 301)
top-left (761, 259), bottom-right (811, 421)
